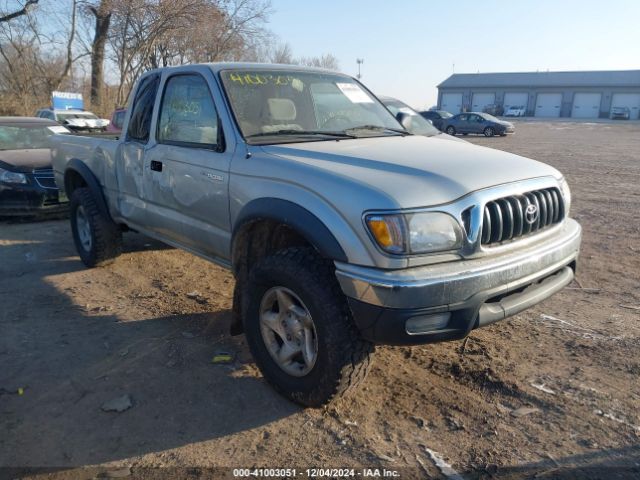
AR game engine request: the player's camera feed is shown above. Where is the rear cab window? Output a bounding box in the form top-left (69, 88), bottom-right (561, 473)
top-left (126, 74), bottom-right (160, 143)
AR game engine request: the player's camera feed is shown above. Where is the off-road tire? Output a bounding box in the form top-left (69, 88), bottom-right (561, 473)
top-left (242, 247), bottom-right (374, 407)
top-left (70, 187), bottom-right (122, 267)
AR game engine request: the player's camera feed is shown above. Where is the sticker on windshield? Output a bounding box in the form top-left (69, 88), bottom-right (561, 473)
top-left (336, 83), bottom-right (374, 103)
top-left (47, 126), bottom-right (70, 134)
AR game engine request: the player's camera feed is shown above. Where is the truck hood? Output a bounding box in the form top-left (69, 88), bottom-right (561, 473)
top-left (260, 135), bottom-right (561, 207)
top-left (0, 148), bottom-right (51, 173)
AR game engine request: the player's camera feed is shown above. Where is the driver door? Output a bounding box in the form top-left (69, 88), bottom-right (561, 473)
top-left (468, 114), bottom-right (483, 133)
top-left (142, 71), bottom-right (233, 262)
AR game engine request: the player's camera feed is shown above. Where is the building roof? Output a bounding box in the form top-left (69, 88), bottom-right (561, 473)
top-left (438, 70), bottom-right (640, 89)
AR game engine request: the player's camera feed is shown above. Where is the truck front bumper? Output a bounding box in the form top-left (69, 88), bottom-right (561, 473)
top-left (335, 219), bottom-right (581, 345)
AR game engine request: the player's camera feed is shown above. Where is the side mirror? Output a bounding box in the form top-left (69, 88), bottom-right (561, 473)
top-left (395, 112), bottom-right (412, 131)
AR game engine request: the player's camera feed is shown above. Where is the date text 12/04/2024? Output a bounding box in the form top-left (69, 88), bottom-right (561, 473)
top-left (232, 468), bottom-right (401, 478)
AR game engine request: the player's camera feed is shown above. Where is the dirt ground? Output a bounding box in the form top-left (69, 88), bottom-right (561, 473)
top-left (1, 122), bottom-right (639, 479)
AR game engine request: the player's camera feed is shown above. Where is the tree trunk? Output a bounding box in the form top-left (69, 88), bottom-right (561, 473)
top-left (90, 1), bottom-right (112, 109)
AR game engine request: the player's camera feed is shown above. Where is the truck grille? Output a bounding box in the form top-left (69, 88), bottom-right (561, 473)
top-left (480, 187), bottom-right (564, 245)
top-left (33, 168), bottom-right (57, 189)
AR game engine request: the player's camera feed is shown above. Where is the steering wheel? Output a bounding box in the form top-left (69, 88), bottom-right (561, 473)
top-left (320, 115), bottom-right (352, 130)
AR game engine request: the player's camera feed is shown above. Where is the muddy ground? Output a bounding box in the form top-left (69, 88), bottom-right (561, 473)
top-left (1, 122), bottom-right (639, 479)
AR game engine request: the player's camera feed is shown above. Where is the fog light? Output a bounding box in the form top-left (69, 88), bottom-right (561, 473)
top-left (405, 313), bottom-right (451, 335)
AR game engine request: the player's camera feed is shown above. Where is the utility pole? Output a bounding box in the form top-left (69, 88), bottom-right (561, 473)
top-left (356, 58), bottom-right (364, 79)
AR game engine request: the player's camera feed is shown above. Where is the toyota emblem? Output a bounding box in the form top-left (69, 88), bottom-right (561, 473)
top-left (525, 204), bottom-right (539, 224)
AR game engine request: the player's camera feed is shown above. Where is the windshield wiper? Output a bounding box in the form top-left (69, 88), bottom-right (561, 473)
top-left (344, 125), bottom-right (410, 135)
top-left (246, 129), bottom-right (357, 139)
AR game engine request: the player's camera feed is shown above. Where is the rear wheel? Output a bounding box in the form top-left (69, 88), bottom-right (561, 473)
top-left (242, 247), bottom-right (374, 407)
top-left (484, 127), bottom-right (495, 137)
top-left (445, 126), bottom-right (456, 135)
top-left (70, 187), bottom-right (122, 267)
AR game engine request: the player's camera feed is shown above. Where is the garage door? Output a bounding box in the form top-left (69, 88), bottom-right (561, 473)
top-left (571, 93), bottom-right (601, 118)
top-left (610, 93), bottom-right (640, 119)
top-left (535, 93), bottom-right (562, 117)
top-left (471, 93), bottom-right (495, 113)
top-left (503, 92), bottom-right (528, 111)
top-left (441, 93), bottom-right (462, 114)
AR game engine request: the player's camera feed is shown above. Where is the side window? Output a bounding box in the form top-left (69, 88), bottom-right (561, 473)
top-left (113, 110), bottom-right (125, 129)
top-left (158, 74), bottom-right (220, 149)
top-left (126, 74), bottom-right (160, 143)
top-left (458, 114), bottom-right (467, 121)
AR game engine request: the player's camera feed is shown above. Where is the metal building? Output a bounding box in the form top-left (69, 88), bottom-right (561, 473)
top-left (437, 70), bottom-right (640, 119)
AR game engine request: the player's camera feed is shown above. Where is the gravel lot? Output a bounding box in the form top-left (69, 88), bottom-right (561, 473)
top-left (1, 121), bottom-right (639, 479)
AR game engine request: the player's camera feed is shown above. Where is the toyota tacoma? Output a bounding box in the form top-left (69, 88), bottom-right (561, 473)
top-left (51, 63), bottom-right (581, 407)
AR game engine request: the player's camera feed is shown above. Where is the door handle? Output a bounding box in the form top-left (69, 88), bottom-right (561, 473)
top-left (150, 160), bottom-right (163, 172)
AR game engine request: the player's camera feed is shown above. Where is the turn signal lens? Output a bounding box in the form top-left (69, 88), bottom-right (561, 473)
top-left (365, 215), bottom-right (406, 254)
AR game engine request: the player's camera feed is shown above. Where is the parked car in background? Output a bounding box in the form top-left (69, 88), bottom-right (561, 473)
top-left (505, 105), bottom-right (526, 117)
top-left (106, 108), bottom-right (127, 133)
top-left (0, 117), bottom-right (70, 216)
top-left (419, 109), bottom-right (452, 131)
top-left (482, 104), bottom-right (504, 116)
top-left (610, 106), bottom-right (630, 120)
top-left (443, 112), bottom-right (515, 137)
top-left (35, 108), bottom-right (110, 132)
top-left (379, 96), bottom-right (462, 142)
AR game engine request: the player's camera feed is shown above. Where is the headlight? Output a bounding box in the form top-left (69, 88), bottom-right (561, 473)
top-left (559, 177), bottom-right (571, 216)
top-left (0, 167), bottom-right (27, 184)
top-left (366, 212), bottom-right (462, 255)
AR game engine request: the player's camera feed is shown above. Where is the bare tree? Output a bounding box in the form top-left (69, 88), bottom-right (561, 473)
top-left (298, 53), bottom-right (340, 71)
top-left (106, 0), bottom-right (271, 106)
top-left (0, 0), bottom-right (39, 23)
top-left (0, 0), bottom-right (81, 115)
top-left (269, 41), bottom-right (294, 64)
top-left (83, 0), bottom-right (113, 109)
top-left (261, 40), bottom-right (340, 70)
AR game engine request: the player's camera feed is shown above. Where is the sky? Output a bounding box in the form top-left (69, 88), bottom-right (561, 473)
top-left (268, 0), bottom-right (640, 109)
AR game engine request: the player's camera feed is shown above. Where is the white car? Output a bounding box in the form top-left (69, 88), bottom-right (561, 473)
top-left (504, 105), bottom-right (526, 117)
top-left (35, 108), bottom-right (110, 132)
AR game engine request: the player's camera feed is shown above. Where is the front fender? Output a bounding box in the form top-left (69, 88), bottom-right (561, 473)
top-left (233, 198), bottom-right (348, 262)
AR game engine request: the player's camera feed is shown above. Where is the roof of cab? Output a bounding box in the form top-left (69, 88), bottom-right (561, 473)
top-left (143, 62), bottom-right (345, 76)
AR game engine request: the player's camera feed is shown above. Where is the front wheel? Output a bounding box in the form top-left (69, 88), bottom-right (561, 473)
top-left (445, 126), bottom-right (456, 135)
top-left (484, 127), bottom-right (495, 137)
top-left (70, 187), bottom-right (122, 267)
top-left (242, 247), bottom-right (374, 407)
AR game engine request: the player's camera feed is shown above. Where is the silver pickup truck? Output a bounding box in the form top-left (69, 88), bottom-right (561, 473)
top-left (51, 63), bottom-right (581, 406)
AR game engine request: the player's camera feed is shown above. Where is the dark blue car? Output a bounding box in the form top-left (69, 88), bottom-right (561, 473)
top-left (442, 112), bottom-right (515, 137)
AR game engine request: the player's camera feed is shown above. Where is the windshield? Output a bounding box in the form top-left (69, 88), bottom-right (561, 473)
top-left (0, 124), bottom-right (69, 150)
top-left (57, 112), bottom-right (98, 121)
top-left (383, 99), bottom-right (440, 136)
top-left (437, 111), bottom-right (453, 118)
top-left (220, 70), bottom-right (405, 144)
